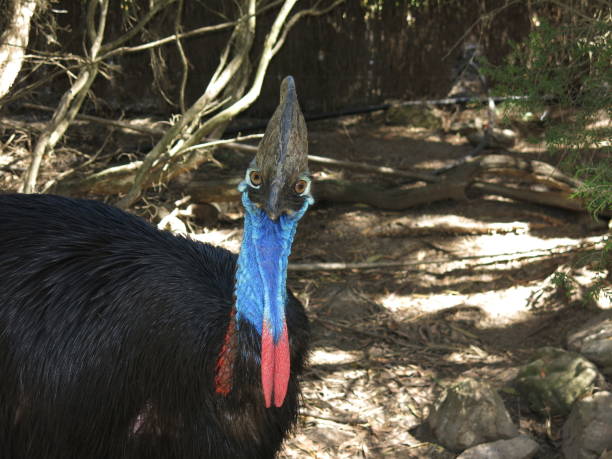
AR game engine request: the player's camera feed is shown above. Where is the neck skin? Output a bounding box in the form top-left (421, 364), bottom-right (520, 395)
top-left (229, 186), bottom-right (311, 407)
top-left (234, 191), bottom-right (309, 340)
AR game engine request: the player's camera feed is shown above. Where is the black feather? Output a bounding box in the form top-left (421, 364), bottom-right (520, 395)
top-left (0, 193), bottom-right (309, 459)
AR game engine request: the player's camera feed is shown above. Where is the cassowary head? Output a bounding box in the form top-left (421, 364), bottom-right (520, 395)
top-left (242, 76), bottom-right (312, 219)
top-left (232, 76), bottom-right (312, 408)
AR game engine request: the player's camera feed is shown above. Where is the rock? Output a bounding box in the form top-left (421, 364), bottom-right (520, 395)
top-left (457, 435), bottom-right (539, 459)
top-left (515, 347), bottom-right (602, 415)
top-left (465, 127), bottom-right (517, 149)
top-left (568, 311), bottom-right (612, 376)
top-left (427, 378), bottom-right (518, 452)
top-left (385, 104), bottom-right (441, 129)
top-left (562, 391), bottom-right (612, 459)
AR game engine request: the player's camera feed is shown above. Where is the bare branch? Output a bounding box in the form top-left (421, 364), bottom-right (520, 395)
top-left (0, 0), bottom-right (38, 99)
top-left (2, 0), bottom-right (288, 108)
top-left (101, 21), bottom-right (235, 60)
top-left (308, 154), bottom-right (438, 183)
top-left (272, 0), bottom-right (345, 55)
top-left (22, 102), bottom-right (163, 136)
top-left (288, 238), bottom-right (607, 271)
top-left (100, 0), bottom-right (178, 54)
top-left (22, 0), bottom-right (110, 193)
top-left (174, 0), bottom-right (188, 113)
top-left (116, 0), bottom-right (264, 208)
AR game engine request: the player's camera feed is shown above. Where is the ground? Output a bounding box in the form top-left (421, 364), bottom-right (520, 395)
top-left (192, 115), bottom-right (609, 458)
top-left (1, 111), bottom-right (610, 458)
top-left (278, 118), bottom-right (610, 458)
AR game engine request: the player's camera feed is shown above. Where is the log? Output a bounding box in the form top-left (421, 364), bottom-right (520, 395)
top-left (51, 153), bottom-right (606, 218)
top-left (472, 182), bottom-right (609, 216)
top-left (478, 154), bottom-right (582, 189)
top-left (179, 161), bottom-right (478, 209)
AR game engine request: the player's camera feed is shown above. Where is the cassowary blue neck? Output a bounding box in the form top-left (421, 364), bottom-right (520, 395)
top-left (235, 192), bottom-right (309, 342)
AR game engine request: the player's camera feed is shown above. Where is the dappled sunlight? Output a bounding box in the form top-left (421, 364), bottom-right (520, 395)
top-left (462, 232), bottom-right (602, 256)
top-left (443, 347), bottom-right (507, 365)
top-left (189, 229), bottom-right (241, 252)
top-left (380, 284), bottom-right (542, 326)
top-left (310, 348), bottom-right (362, 366)
top-left (287, 357), bottom-right (433, 459)
top-left (379, 213), bottom-right (532, 233)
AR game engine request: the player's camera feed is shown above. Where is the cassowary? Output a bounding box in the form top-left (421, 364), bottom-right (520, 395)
top-left (0, 76), bottom-right (312, 459)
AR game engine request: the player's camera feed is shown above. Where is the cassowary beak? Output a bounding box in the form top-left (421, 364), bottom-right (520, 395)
top-left (256, 76), bottom-right (308, 221)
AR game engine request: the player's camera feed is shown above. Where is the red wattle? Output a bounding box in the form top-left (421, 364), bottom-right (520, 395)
top-left (274, 323), bottom-right (290, 407)
top-left (261, 320), bottom-right (291, 408)
top-left (261, 324), bottom-right (274, 408)
top-left (215, 309), bottom-right (236, 396)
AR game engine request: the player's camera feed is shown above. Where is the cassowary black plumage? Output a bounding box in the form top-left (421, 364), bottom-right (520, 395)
top-left (0, 76), bottom-right (312, 459)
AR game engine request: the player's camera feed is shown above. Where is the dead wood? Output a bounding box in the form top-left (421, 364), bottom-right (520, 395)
top-left (116, 0), bottom-right (346, 209)
top-left (313, 177), bottom-right (464, 210)
top-left (472, 182), bottom-right (610, 216)
top-left (53, 161), bottom-right (142, 196)
top-left (477, 154), bottom-right (582, 189)
top-left (308, 154), bottom-right (438, 182)
top-left (0, 0), bottom-right (38, 100)
top-left (21, 103), bottom-right (164, 136)
top-left (21, 0), bottom-right (110, 193)
top-left (52, 148), bottom-right (603, 218)
top-left (44, 128), bottom-right (578, 204)
top-left (287, 238), bottom-right (606, 271)
top-left (175, 151), bottom-right (612, 216)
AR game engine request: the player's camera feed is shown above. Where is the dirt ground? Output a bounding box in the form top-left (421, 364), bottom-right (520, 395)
top-left (186, 116), bottom-right (610, 458)
top-left (1, 112), bottom-right (610, 458)
top-left (281, 119), bottom-right (610, 458)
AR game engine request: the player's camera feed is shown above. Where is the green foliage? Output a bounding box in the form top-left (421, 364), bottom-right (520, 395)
top-left (486, 7), bottom-right (611, 301)
top-left (550, 256), bottom-right (611, 307)
top-left (485, 15), bottom-right (611, 220)
top-left (551, 271), bottom-right (576, 299)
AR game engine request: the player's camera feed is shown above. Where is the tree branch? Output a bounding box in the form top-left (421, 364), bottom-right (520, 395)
top-left (116, 0), bottom-right (298, 208)
top-left (22, 0), bottom-right (109, 193)
top-left (174, 0), bottom-right (188, 113)
top-left (0, 0), bottom-right (38, 99)
top-left (100, 0), bottom-right (178, 54)
top-left (21, 102), bottom-right (163, 136)
top-left (288, 238), bottom-right (607, 271)
top-left (271, 0), bottom-right (344, 55)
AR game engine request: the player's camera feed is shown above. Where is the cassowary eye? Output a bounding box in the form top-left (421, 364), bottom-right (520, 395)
top-left (294, 179), bottom-right (308, 195)
top-left (249, 170), bottom-right (263, 186)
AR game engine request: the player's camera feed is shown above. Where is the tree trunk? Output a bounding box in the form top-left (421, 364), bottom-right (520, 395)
top-left (0, 0), bottom-right (38, 101)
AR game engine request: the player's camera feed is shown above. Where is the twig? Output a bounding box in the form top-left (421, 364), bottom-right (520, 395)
top-left (441, 0), bottom-right (524, 60)
top-left (21, 0), bottom-right (109, 193)
top-left (301, 411), bottom-right (368, 426)
top-left (181, 133), bottom-right (263, 153)
top-left (40, 132), bottom-right (111, 193)
top-left (99, 0), bottom-right (285, 60)
top-left (21, 103), bottom-right (163, 136)
top-left (117, 0), bottom-right (306, 208)
top-left (99, 0), bottom-right (177, 54)
top-left (174, 0), bottom-right (188, 114)
top-left (2, 2), bottom-right (287, 109)
top-left (315, 317), bottom-right (410, 345)
top-left (308, 154), bottom-right (438, 183)
top-left (218, 138), bottom-right (438, 182)
top-left (473, 182), bottom-right (603, 215)
top-left (288, 239), bottom-right (607, 271)
top-left (270, 0), bottom-right (345, 55)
